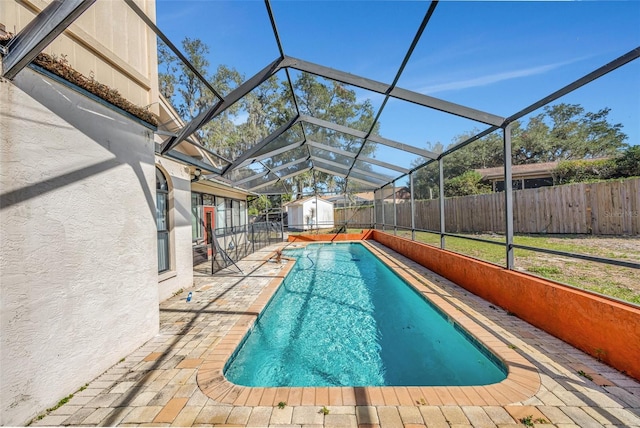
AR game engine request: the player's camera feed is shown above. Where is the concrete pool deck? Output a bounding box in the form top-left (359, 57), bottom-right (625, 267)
top-left (33, 242), bottom-right (640, 427)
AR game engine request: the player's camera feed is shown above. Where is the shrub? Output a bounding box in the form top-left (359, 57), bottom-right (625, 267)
top-left (552, 158), bottom-right (616, 184)
top-left (613, 146), bottom-right (640, 178)
top-left (445, 170), bottom-right (492, 197)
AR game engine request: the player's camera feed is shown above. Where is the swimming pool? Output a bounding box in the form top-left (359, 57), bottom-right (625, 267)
top-left (224, 242), bottom-right (507, 387)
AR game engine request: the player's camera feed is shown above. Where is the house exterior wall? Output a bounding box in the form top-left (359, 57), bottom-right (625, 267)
top-left (287, 205), bottom-right (304, 230)
top-left (303, 198), bottom-right (334, 229)
top-left (302, 200), bottom-right (316, 230)
top-left (287, 198), bottom-right (335, 230)
top-left (295, 205), bottom-right (305, 230)
top-left (191, 181), bottom-right (250, 246)
top-left (0, 0), bottom-right (159, 114)
top-left (0, 67), bottom-right (159, 426)
top-left (303, 201), bottom-right (315, 230)
top-left (155, 157), bottom-right (194, 302)
top-left (316, 199), bottom-right (334, 228)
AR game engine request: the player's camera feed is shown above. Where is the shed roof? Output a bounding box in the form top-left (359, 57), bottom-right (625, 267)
top-left (286, 195), bottom-right (333, 207)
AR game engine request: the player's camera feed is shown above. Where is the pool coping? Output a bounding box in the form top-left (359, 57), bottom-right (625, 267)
top-left (196, 240), bottom-right (541, 407)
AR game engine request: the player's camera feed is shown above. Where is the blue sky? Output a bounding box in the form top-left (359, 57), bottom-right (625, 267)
top-left (156, 0), bottom-right (639, 169)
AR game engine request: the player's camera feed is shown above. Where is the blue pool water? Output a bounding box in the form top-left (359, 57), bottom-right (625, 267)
top-left (224, 243), bottom-right (507, 387)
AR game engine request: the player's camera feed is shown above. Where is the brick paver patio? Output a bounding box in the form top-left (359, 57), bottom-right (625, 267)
top-left (32, 242), bottom-right (640, 427)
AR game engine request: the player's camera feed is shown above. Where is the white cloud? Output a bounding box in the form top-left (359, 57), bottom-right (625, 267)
top-left (156, 4), bottom-right (200, 23)
top-left (417, 58), bottom-right (584, 94)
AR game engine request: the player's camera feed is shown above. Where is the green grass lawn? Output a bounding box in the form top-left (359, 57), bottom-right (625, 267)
top-left (290, 227), bottom-right (639, 304)
top-left (377, 229), bottom-right (639, 305)
top-left (411, 231), bottom-right (639, 304)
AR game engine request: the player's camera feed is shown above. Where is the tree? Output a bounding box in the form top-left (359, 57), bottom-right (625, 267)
top-left (177, 38), bottom-right (215, 121)
top-left (411, 143), bottom-right (442, 200)
top-left (248, 195), bottom-right (273, 216)
top-left (158, 42), bottom-right (177, 100)
top-left (158, 37), bottom-right (243, 137)
top-left (204, 74), bottom-right (283, 161)
top-left (442, 132), bottom-right (503, 178)
top-left (552, 158), bottom-right (617, 185)
top-left (160, 40), bottom-right (380, 197)
top-left (278, 73), bottom-right (380, 196)
top-left (410, 103), bottom-right (629, 198)
top-left (551, 145), bottom-right (639, 184)
top-left (411, 132), bottom-right (502, 199)
top-left (444, 171), bottom-right (491, 197)
top-left (613, 145), bottom-right (640, 177)
top-left (248, 195), bottom-right (270, 216)
top-left (511, 118), bottom-right (551, 164)
top-left (513, 104), bottom-right (627, 164)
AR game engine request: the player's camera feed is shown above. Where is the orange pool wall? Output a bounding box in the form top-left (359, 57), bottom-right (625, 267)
top-left (370, 230), bottom-right (640, 381)
top-left (289, 230), bottom-right (639, 380)
top-left (288, 230), bottom-right (373, 242)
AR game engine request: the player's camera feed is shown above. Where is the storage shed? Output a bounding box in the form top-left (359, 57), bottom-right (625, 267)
top-left (286, 196), bottom-right (334, 231)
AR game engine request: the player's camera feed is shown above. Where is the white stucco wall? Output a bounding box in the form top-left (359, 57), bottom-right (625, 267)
top-left (288, 198), bottom-right (334, 230)
top-left (303, 200), bottom-right (316, 230)
top-left (0, 68), bottom-right (159, 426)
top-left (155, 157), bottom-right (194, 301)
top-left (287, 205), bottom-right (304, 230)
top-left (315, 199), bottom-right (335, 228)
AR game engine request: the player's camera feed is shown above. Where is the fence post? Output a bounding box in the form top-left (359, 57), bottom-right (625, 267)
top-left (373, 191), bottom-right (377, 229)
top-left (393, 181), bottom-right (397, 235)
top-left (344, 192), bottom-right (348, 231)
top-left (585, 184), bottom-right (594, 234)
top-left (439, 157), bottom-right (445, 249)
top-left (504, 123), bottom-right (515, 269)
top-left (410, 171), bottom-right (415, 241)
top-left (382, 186), bottom-right (386, 231)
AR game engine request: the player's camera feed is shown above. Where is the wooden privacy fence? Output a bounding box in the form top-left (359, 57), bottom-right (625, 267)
top-left (334, 204), bottom-right (374, 226)
top-left (336, 178), bottom-right (639, 235)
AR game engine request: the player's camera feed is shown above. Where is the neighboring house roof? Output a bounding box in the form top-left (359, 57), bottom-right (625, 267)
top-left (286, 195), bottom-right (333, 206)
top-left (354, 192), bottom-right (375, 201)
top-left (476, 158), bottom-right (612, 181)
top-left (327, 188), bottom-right (410, 204)
top-left (476, 161), bottom-right (560, 181)
top-left (393, 186), bottom-right (411, 199)
top-left (326, 193), bottom-right (373, 204)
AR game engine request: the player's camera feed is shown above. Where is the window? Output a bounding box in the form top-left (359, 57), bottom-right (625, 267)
top-left (239, 200), bottom-right (247, 227)
top-left (156, 168), bottom-right (170, 273)
top-left (216, 197), bottom-right (226, 233)
top-left (208, 196), bottom-right (248, 235)
top-left (191, 193), bottom-right (203, 241)
top-left (203, 194), bottom-right (215, 206)
top-left (226, 199), bottom-right (233, 231)
top-left (233, 200), bottom-right (241, 230)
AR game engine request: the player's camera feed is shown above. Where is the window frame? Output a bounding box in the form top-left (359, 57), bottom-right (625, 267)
top-left (156, 167), bottom-right (170, 273)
